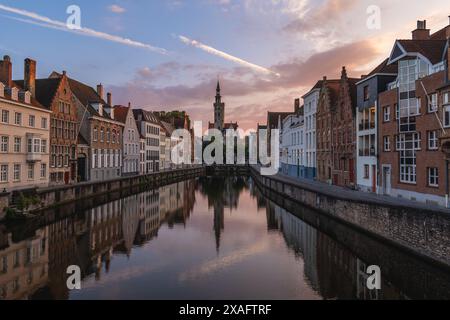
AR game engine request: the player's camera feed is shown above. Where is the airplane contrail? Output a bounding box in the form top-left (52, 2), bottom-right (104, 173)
top-left (179, 35), bottom-right (281, 77)
top-left (0, 4), bottom-right (168, 55)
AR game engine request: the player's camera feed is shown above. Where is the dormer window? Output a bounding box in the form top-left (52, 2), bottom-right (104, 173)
top-left (19, 91), bottom-right (31, 104)
top-left (7, 87), bottom-right (18, 101)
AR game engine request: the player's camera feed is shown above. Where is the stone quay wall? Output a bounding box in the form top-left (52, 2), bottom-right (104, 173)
top-left (0, 166), bottom-right (206, 218)
top-left (250, 166), bottom-right (450, 268)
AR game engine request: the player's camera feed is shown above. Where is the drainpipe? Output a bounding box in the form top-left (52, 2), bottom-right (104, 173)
top-left (447, 160), bottom-right (449, 208)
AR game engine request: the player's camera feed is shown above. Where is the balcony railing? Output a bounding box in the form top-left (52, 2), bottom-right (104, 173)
top-left (358, 121), bottom-right (376, 131)
top-left (359, 148), bottom-right (376, 157)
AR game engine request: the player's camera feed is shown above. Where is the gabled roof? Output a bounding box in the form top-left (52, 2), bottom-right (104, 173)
top-left (302, 80), bottom-right (324, 98)
top-left (133, 109), bottom-right (160, 124)
top-left (12, 79), bottom-right (54, 110)
top-left (160, 121), bottom-right (175, 136)
top-left (66, 77), bottom-right (105, 106)
top-left (113, 105), bottom-right (130, 124)
top-left (267, 112), bottom-right (293, 129)
top-left (389, 40), bottom-right (447, 65)
top-left (368, 58), bottom-right (398, 77)
top-left (320, 79), bottom-right (341, 108)
top-left (62, 75), bottom-right (117, 121)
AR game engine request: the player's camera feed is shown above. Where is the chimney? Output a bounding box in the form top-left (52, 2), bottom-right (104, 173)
top-left (110, 106), bottom-right (115, 120)
top-left (107, 92), bottom-right (112, 106)
top-left (294, 98), bottom-right (300, 113)
top-left (412, 20), bottom-right (430, 40)
top-left (97, 84), bottom-right (104, 100)
top-left (341, 66), bottom-right (348, 79)
top-left (24, 58), bottom-right (36, 98)
top-left (0, 55), bottom-right (12, 88)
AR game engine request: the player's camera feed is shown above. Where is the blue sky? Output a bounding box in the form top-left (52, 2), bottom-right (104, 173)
top-left (1, 0), bottom-right (450, 129)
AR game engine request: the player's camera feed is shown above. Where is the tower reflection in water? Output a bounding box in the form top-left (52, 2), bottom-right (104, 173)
top-left (0, 177), bottom-right (449, 300)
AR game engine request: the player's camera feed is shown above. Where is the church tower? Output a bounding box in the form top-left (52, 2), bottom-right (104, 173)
top-left (214, 81), bottom-right (225, 131)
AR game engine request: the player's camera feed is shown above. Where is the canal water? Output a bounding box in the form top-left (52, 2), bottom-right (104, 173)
top-left (0, 177), bottom-right (449, 300)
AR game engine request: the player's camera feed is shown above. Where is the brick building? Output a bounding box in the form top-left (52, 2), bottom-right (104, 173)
top-left (317, 67), bottom-right (358, 187)
top-left (15, 65), bottom-right (78, 185)
top-left (317, 77), bottom-right (340, 183)
top-left (61, 76), bottom-right (124, 182)
top-left (378, 19), bottom-right (450, 206)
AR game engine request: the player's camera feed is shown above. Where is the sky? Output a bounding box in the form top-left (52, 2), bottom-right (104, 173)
top-left (1, 0), bottom-right (450, 130)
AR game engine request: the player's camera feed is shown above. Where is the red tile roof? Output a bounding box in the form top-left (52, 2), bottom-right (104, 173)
top-left (397, 39), bottom-right (447, 64)
top-left (113, 105), bottom-right (130, 124)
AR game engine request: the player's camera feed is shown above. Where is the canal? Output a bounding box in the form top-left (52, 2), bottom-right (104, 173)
top-left (0, 177), bottom-right (449, 300)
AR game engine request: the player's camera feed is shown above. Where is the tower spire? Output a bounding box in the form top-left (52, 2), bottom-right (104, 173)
top-left (216, 79), bottom-right (221, 96)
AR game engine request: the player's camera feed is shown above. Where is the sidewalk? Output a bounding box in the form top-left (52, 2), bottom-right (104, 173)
top-left (251, 165), bottom-right (450, 214)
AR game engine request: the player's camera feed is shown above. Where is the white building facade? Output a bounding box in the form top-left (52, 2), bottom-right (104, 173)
top-left (280, 112), bottom-right (305, 179)
top-left (133, 109), bottom-right (161, 174)
top-left (302, 82), bottom-right (321, 180)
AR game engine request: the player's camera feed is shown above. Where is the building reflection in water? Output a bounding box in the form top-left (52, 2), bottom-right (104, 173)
top-left (198, 177), bottom-right (247, 253)
top-left (0, 177), bottom-right (448, 300)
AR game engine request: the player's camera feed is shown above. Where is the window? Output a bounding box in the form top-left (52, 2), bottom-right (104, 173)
top-left (40, 163), bottom-right (47, 178)
top-left (428, 168), bottom-right (439, 187)
top-left (14, 112), bottom-right (22, 125)
top-left (41, 140), bottom-right (47, 154)
top-left (444, 105), bottom-right (450, 127)
top-left (444, 92), bottom-right (450, 104)
top-left (397, 133), bottom-right (420, 184)
top-left (29, 115), bottom-right (35, 127)
top-left (428, 131), bottom-right (438, 150)
top-left (1, 136), bottom-right (8, 152)
top-left (384, 136), bottom-right (391, 151)
top-left (93, 127), bottom-right (98, 141)
top-left (428, 93), bottom-right (438, 112)
top-left (383, 106), bottom-right (390, 122)
top-left (0, 165), bottom-right (8, 182)
top-left (14, 137), bottom-right (21, 153)
top-left (27, 138), bottom-right (33, 153)
top-left (13, 164), bottom-right (20, 181)
top-left (364, 165), bottom-right (370, 179)
top-left (28, 163), bottom-right (34, 180)
top-left (41, 117), bottom-right (47, 129)
top-left (363, 86), bottom-right (370, 101)
top-left (33, 139), bottom-right (40, 153)
top-left (1, 110), bottom-right (9, 123)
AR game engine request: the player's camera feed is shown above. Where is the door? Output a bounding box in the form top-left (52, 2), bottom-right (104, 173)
top-left (64, 171), bottom-right (70, 185)
top-left (382, 166), bottom-right (391, 195)
top-left (333, 174), bottom-right (339, 186)
top-left (77, 156), bottom-right (87, 182)
top-left (372, 165), bottom-right (377, 193)
top-left (349, 159), bottom-right (355, 184)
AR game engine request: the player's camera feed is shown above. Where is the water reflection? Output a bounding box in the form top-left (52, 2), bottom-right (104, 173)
top-left (0, 177), bottom-right (449, 300)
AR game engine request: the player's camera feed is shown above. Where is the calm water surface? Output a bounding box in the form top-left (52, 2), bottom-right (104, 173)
top-left (0, 177), bottom-right (449, 300)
